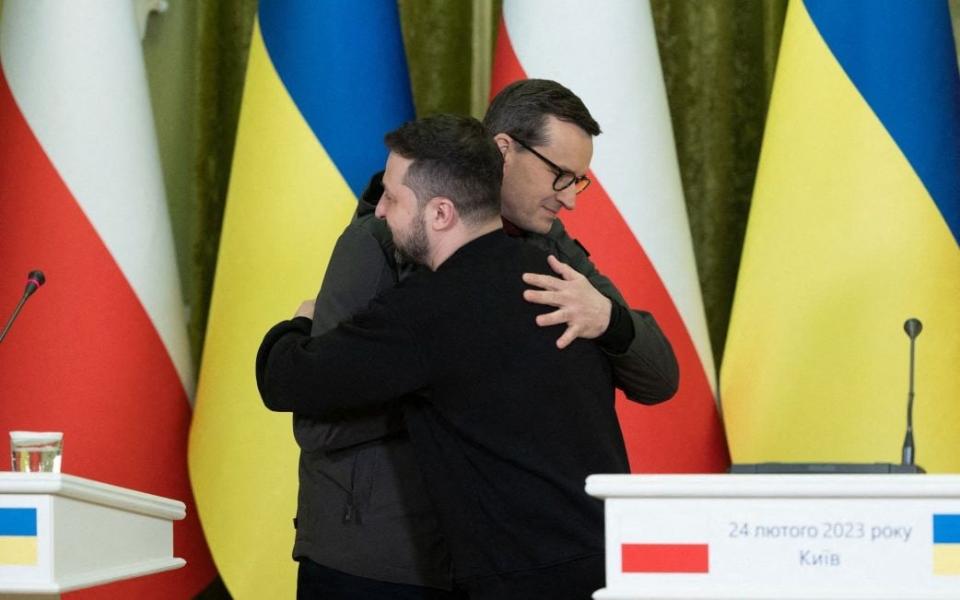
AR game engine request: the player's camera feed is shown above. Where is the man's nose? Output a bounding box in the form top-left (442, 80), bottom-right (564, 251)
top-left (557, 185), bottom-right (577, 211)
top-left (374, 196), bottom-right (386, 219)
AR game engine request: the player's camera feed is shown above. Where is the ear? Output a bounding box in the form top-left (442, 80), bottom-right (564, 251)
top-left (493, 133), bottom-right (512, 159)
top-left (426, 197), bottom-right (457, 231)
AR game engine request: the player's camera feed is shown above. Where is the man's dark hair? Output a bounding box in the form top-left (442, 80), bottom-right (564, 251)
top-left (385, 114), bottom-right (503, 224)
top-left (483, 79), bottom-right (601, 146)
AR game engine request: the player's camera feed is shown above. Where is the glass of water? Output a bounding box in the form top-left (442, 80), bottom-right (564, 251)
top-left (10, 431), bottom-right (63, 473)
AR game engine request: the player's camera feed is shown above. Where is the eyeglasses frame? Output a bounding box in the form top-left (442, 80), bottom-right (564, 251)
top-left (510, 136), bottom-right (592, 195)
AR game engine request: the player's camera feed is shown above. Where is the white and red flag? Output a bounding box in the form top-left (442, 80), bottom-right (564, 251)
top-left (493, 0), bottom-right (729, 472)
top-left (0, 1), bottom-right (215, 596)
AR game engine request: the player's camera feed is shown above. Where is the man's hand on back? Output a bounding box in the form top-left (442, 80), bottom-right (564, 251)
top-left (522, 255), bottom-right (612, 349)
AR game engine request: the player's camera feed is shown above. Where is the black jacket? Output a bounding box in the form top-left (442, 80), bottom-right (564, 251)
top-left (258, 231), bottom-right (625, 598)
top-left (289, 175), bottom-right (451, 589)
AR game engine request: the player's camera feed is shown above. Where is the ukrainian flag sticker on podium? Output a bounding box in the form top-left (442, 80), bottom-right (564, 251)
top-left (933, 514), bottom-right (960, 575)
top-left (0, 508), bottom-right (37, 566)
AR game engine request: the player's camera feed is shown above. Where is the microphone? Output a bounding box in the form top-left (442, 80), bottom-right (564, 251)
top-left (901, 317), bottom-right (921, 467)
top-left (0, 270), bottom-right (46, 345)
top-left (904, 318), bottom-right (922, 339)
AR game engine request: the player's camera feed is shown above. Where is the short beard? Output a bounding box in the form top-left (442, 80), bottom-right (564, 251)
top-left (393, 210), bottom-right (430, 266)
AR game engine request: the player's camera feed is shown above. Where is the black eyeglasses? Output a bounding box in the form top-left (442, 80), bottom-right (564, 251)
top-left (511, 137), bottom-right (591, 194)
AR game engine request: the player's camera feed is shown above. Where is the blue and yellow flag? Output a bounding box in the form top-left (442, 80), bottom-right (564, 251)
top-left (933, 514), bottom-right (960, 575)
top-left (187, 2), bottom-right (414, 596)
top-left (722, 0), bottom-right (960, 472)
top-left (0, 508), bottom-right (37, 566)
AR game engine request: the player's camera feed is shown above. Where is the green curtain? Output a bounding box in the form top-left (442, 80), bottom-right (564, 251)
top-left (188, 0), bottom-right (259, 363)
top-left (652, 0), bottom-right (787, 361)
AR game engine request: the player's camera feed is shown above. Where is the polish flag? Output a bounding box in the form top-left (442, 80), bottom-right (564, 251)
top-left (492, 0), bottom-right (729, 472)
top-left (0, 1), bottom-right (215, 597)
top-left (622, 543), bottom-right (710, 573)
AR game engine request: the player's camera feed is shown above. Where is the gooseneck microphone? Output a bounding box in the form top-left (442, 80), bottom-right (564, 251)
top-left (901, 317), bottom-right (922, 467)
top-left (0, 270), bottom-right (46, 345)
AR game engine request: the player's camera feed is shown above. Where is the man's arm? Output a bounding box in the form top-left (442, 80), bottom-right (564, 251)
top-left (311, 219), bottom-right (396, 335)
top-left (293, 179), bottom-right (403, 451)
top-left (257, 297), bottom-right (428, 418)
top-left (522, 222), bottom-right (679, 405)
top-left (296, 201), bottom-right (406, 451)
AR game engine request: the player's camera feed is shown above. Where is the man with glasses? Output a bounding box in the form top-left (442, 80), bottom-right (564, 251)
top-left (281, 80), bottom-right (678, 599)
top-left (486, 80), bottom-right (675, 375)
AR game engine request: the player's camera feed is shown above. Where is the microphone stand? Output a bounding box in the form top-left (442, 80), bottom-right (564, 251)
top-left (901, 318), bottom-right (921, 469)
top-left (0, 291), bottom-right (32, 345)
top-left (0, 270), bottom-right (46, 345)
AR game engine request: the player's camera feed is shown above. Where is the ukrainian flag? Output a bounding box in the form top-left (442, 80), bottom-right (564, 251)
top-left (722, 1), bottom-right (960, 472)
top-left (934, 514), bottom-right (960, 576)
top-left (187, 2), bottom-right (414, 597)
top-left (0, 508), bottom-right (37, 566)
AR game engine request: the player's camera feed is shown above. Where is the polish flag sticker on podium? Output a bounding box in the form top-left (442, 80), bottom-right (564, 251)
top-left (622, 543), bottom-right (710, 574)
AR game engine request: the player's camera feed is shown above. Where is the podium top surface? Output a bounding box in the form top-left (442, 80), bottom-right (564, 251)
top-left (0, 472), bottom-right (185, 520)
top-left (586, 474), bottom-right (960, 499)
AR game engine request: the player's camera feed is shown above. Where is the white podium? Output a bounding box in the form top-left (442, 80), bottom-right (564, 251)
top-left (587, 474), bottom-right (960, 599)
top-left (0, 473), bottom-right (185, 598)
